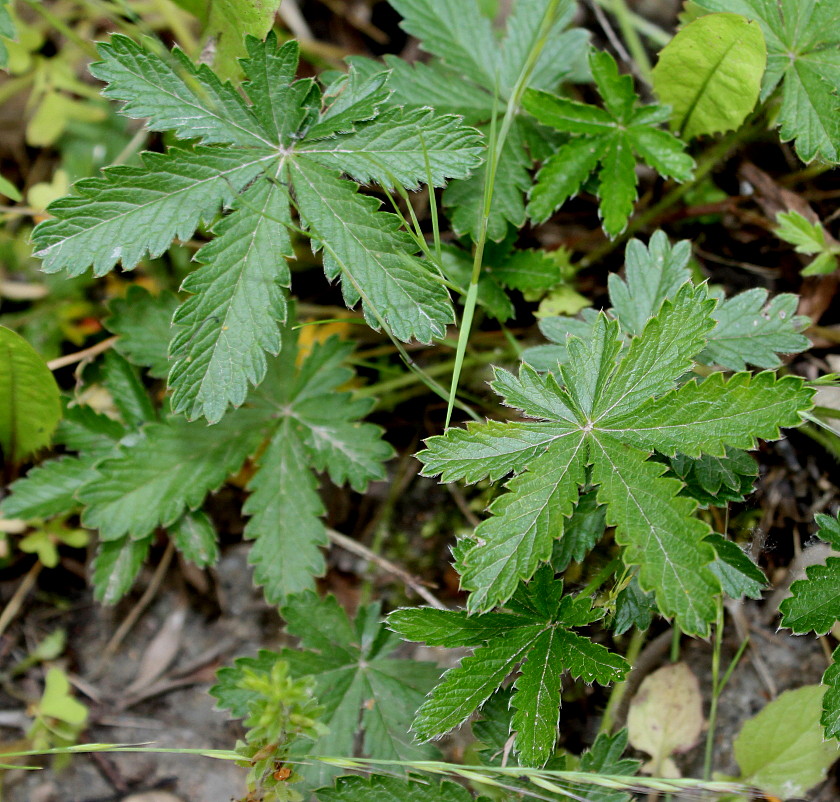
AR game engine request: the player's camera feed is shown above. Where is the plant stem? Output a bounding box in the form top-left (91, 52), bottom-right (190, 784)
top-left (445, 0), bottom-right (565, 426)
top-left (609, 0), bottom-right (652, 82)
top-left (703, 598), bottom-right (725, 780)
top-left (356, 349), bottom-right (508, 400)
top-left (669, 623), bottom-right (681, 662)
top-left (592, 0), bottom-right (671, 47)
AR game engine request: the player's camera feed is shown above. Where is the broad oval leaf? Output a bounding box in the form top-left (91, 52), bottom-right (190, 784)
top-left (734, 685), bottom-right (840, 798)
top-left (652, 13), bottom-right (766, 139)
top-left (0, 326), bottom-right (61, 463)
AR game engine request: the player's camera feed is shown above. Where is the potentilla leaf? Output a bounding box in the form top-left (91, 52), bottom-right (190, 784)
top-left (300, 107), bottom-right (484, 189)
top-left (91, 34), bottom-right (271, 147)
top-left (33, 147), bottom-right (276, 277)
top-left (780, 512), bottom-right (840, 635)
top-left (78, 409), bottom-right (268, 540)
top-left (243, 329), bottom-right (393, 599)
top-left (34, 33), bottom-right (480, 416)
top-left (291, 157), bottom-right (453, 343)
top-left (524, 50), bottom-right (694, 236)
top-left (590, 435), bottom-right (719, 635)
top-left (389, 569), bottom-right (628, 765)
top-left (169, 176), bottom-right (293, 423)
top-left (696, 0), bottom-right (840, 163)
top-left (243, 421), bottom-right (329, 602)
top-left (281, 593), bottom-right (440, 787)
top-left (390, 0), bottom-right (499, 90)
top-left (419, 260), bottom-right (812, 633)
top-left (106, 286), bottom-right (178, 379)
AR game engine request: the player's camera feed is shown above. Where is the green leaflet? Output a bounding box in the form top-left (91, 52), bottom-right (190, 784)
top-left (652, 13), bottom-right (767, 139)
top-left (78, 411), bottom-right (267, 540)
top-left (7, 310), bottom-right (392, 605)
top-left (418, 280), bottom-right (813, 632)
top-left (106, 287), bottom-right (178, 379)
top-left (243, 328), bottom-right (393, 600)
top-left (0, 326), bottom-right (62, 463)
top-left (33, 33), bottom-right (482, 422)
top-left (92, 535), bottom-right (153, 605)
top-left (290, 158), bottom-right (453, 343)
top-left (168, 510), bottom-right (218, 568)
top-left (590, 435), bottom-right (719, 633)
top-left (780, 512), bottom-right (840, 635)
top-left (696, 0), bottom-right (840, 163)
top-left (525, 231), bottom-right (810, 373)
top-left (34, 147), bottom-right (274, 277)
top-left (280, 593), bottom-right (441, 787)
top-left (388, 0), bottom-right (587, 240)
top-left (0, 454), bottom-right (100, 520)
top-left (389, 568), bottom-right (628, 766)
top-left (523, 51), bottom-right (694, 237)
top-left (169, 177), bottom-right (292, 422)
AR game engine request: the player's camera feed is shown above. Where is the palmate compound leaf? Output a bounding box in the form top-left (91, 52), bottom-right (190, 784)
top-left (696, 0), bottom-right (840, 163)
top-left (243, 322), bottom-right (393, 602)
top-left (523, 51), bottom-right (694, 237)
top-left (32, 34), bottom-right (483, 422)
top-left (419, 283), bottom-right (814, 634)
top-left (523, 231), bottom-right (810, 372)
top-left (67, 311), bottom-right (392, 602)
top-left (7, 298), bottom-right (393, 603)
top-left (279, 592), bottom-right (442, 787)
top-left (389, 566), bottom-right (629, 767)
top-left (383, 0), bottom-right (588, 241)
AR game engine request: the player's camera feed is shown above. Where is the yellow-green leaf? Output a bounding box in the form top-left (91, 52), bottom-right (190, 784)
top-left (204, 0), bottom-right (282, 79)
top-left (0, 327), bottom-right (61, 463)
top-left (652, 13), bottom-right (766, 139)
top-left (39, 667), bottom-right (88, 726)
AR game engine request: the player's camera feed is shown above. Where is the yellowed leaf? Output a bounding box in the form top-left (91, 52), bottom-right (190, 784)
top-left (627, 661), bottom-right (704, 777)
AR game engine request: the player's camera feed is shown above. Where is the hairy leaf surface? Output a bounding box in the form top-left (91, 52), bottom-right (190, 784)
top-left (419, 272), bottom-right (812, 631)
